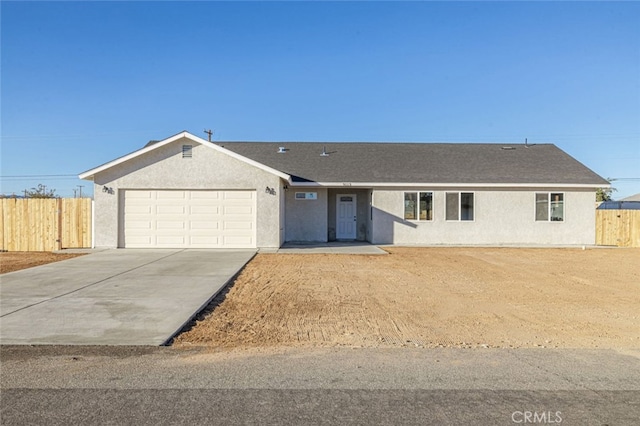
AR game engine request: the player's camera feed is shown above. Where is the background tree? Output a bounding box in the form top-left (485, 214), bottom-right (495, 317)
top-left (595, 179), bottom-right (616, 202)
top-left (24, 184), bottom-right (58, 198)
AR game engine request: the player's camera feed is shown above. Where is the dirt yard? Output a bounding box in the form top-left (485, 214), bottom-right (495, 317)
top-left (0, 252), bottom-right (85, 274)
top-left (174, 248), bottom-right (640, 350)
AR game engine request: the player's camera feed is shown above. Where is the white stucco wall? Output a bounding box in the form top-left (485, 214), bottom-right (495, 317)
top-left (91, 138), bottom-right (283, 248)
top-left (371, 188), bottom-right (596, 245)
top-left (284, 188), bottom-right (328, 242)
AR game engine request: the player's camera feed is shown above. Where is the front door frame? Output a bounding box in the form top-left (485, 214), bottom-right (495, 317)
top-left (336, 193), bottom-right (357, 240)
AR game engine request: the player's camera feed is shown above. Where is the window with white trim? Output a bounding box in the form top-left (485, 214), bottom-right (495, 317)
top-left (445, 192), bottom-right (474, 221)
top-left (536, 193), bottom-right (564, 221)
top-left (404, 192), bottom-right (433, 221)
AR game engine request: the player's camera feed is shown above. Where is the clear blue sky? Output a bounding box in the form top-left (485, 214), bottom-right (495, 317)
top-left (2, 1), bottom-right (639, 199)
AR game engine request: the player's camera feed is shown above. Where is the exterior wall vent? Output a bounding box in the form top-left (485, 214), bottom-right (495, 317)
top-left (182, 145), bottom-right (193, 158)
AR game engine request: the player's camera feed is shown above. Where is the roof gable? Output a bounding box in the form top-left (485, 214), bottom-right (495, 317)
top-left (620, 193), bottom-right (640, 202)
top-left (79, 131), bottom-right (289, 180)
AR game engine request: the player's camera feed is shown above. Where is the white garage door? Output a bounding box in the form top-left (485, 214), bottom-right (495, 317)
top-left (123, 190), bottom-right (256, 248)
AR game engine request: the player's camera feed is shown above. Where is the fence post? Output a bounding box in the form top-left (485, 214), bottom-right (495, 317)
top-left (57, 198), bottom-right (63, 251)
top-left (91, 199), bottom-right (95, 248)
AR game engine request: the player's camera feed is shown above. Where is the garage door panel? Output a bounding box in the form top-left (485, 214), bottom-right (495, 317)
top-left (126, 220), bottom-right (152, 230)
top-left (191, 236), bottom-right (220, 245)
top-left (156, 221), bottom-right (185, 230)
top-left (125, 205), bottom-right (153, 214)
top-left (126, 236), bottom-right (153, 246)
top-left (224, 221), bottom-right (253, 230)
top-left (127, 191), bottom-right (153, 199)
top-left (191, 221), bottom-right (219, 230)
top-left (224, 205), bottom-right (253, 215)
top-left (157, 191), bottom-right (186, 200)
top-left (223, 236), bottom-right (253, 245)
top-left (157, 205), bottom-right (185, 214)
top-left (190, 205), bottom-right (220, 214)
top-left (190, 191), bottom-right (219, 200)
top-left (224, 191), bottom-right (252, 200)
top-left (156, 236), bottom-right (187, 245)
top-left (123, 190), bottom-right (256, 248)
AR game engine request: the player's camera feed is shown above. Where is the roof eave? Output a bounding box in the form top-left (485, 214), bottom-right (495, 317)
top-left (289, 182), bottom-right (609, 189)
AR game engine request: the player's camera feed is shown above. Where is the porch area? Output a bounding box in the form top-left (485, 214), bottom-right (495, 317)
top-left (266, 241), bottom-right (387, 254)
top-left (283, 187), bottom-right (373, 244)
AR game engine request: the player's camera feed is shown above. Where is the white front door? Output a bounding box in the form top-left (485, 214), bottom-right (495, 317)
top-left (336, 194), bottom-right (357, 240)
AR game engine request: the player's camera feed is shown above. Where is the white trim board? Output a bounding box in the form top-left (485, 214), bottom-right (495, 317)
top-left (289, 182), bottom-right (606, 189)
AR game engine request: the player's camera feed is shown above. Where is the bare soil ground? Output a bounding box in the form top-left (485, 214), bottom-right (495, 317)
top-left (174, 247), bottom-right (640, 350)
top-left (0, 252), bottom-right (85, 274)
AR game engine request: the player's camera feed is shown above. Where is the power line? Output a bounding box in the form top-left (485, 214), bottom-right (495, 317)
top-left (0, 130), bottom-right (152, 140)
top-left (0, 175), bottom-right (80, 182)
top-left (0, 131), bottom-right (638, 141)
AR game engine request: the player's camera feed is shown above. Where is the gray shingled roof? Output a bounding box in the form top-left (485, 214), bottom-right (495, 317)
top-left (215, 142), bottom-right (608, 185)
top-left (620, 193), bottom-right (640, 202)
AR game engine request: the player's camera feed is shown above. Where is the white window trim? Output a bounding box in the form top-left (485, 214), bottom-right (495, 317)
top-left (445, 191), bottom-right (475, 222)
top-left (295, 192), bottom-right (318, 200)
top-left (403, 191), bottom-right (434, 221)
top-left (535, 192), bottom-right (565, 222)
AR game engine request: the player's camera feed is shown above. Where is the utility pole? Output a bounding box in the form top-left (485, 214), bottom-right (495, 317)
top-left (77, 185), bottom-right (84, 198)
top-left (73, 189), bottom-right (77, 198)
top-left (204, 129), bottom-right (213, 142)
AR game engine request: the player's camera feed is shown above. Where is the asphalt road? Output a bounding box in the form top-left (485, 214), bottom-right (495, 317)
top-left (2, 346), bottom-right (639, 425)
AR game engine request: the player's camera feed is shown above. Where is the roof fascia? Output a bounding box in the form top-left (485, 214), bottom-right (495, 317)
top-left (290, 182), bottom-right (608, 189)
top-left (79, 131), bottom-right (188, 179)
top-left (79, 131), bottom-right (290, 181)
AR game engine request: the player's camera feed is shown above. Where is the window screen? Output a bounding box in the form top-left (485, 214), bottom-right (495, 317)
top-left (419, 192), bottom-right (433, 220)
top-left (404, 193), bottom-right (417, 220)
top-left (460, 192), bottom-right (474, 221)
top-left (446, 192), bottom-right (474, 221)
top-left (445, 192), bottom-right (459, 220)
top-left (550, 193), bottom-right (564, 221)
top-left (535, 193), bottom-right (548, 221)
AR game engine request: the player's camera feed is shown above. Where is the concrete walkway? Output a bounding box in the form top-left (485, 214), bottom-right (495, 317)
top-left (0, 249), bottom-right (255, 345)
top-left (267, 242), bottom-right (387, 254)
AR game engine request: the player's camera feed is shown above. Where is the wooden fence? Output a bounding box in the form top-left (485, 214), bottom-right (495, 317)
top-left (596, 209), bottom-right (640, 247)
top-left (3, 199), bottom-right (636, 250)
top-left (0, 198), bottom-right (92, 251)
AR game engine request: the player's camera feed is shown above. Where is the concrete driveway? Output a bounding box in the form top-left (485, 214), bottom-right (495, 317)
top-left (0, 249), bottom-right (255, 345)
